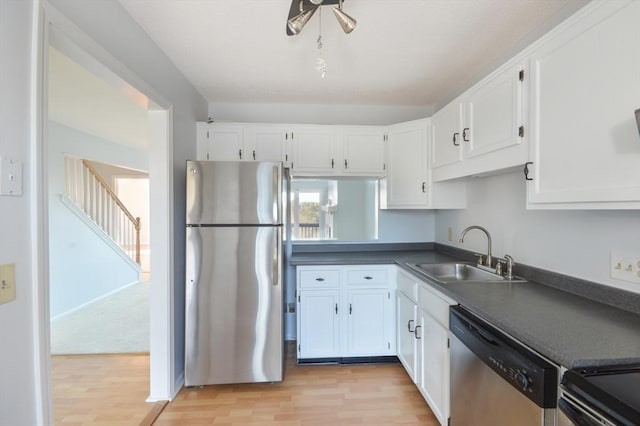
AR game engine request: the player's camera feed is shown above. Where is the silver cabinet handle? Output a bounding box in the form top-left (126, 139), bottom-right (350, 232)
top-left (238, 149), bottom-right (242, 159)
top-left (315, 277), bottom-right (325, 281)
top-left (463, 128), bottom-right (470, 142)
top-left (364, 276), bottom-right (372, 280)
top-left (414, 325), bottom-right (422, 339)
top-left (335, 303), bottom-right (338, 314)
top-left (408, 319), bottom-right (415, 332)
top-left (349, 303), bottom-right (352, 315)
top-left (453, 133), bottom-right (460, 146)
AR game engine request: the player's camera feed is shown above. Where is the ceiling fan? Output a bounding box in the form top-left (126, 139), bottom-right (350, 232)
top-left (286, 0), bottom-right (356, 36)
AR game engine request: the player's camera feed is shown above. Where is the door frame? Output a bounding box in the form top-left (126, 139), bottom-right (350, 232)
top-left (32, 2), bottom-right (176, 422)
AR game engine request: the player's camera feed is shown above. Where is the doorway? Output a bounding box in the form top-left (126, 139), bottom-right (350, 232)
top-left (36, 6), bottom-right (176, 422)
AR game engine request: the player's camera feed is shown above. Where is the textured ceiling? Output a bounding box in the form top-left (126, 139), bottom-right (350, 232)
top-left (117, 0), bottom-right (587, 108)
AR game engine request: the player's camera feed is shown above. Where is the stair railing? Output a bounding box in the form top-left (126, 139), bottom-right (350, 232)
top-left (64, 156), bottom-right (141, 265)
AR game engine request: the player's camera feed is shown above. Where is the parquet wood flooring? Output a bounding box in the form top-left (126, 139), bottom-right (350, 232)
top-left (154, 345), bottom-right (437, 425)
top-left (52, 353), bottom-right (161, 426)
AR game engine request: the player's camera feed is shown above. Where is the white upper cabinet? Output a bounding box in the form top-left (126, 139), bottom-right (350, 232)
top-left (381, 119), bottom-right (466, 210)
top-left (243, 125), bottom-right (290, 163)
top-left (431, 102), bottom-right (463, 170)
top-left (291, 125), bottom-right (339, 175)
top-left (431, 60), bottom-right (528, 182)
top-left (382, 120), bottom-right (429, 208)
top-left (196, 123), bottom-right (245, 161)
top-left (462, 61), bottom-right (528, 170)
top-left (341, 126), bottom-right (386, 176)
top-left (526, 0), bottom-right (640, 209)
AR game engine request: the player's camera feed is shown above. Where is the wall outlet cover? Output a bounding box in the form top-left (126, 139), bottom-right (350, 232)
top-left (0, 263), bottom-right (16, 304)
top-left (610, 251), bottom-right (640, 284)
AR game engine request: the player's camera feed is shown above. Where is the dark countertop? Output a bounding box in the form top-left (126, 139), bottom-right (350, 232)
top-left (397, 263), bottom-right (640, 369)
top-left (290, 244), bottom-right (640, 369)
top-left (289, 250), bottom-right (458, 266)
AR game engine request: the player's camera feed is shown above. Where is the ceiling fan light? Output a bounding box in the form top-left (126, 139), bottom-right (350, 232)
top-left (332, 6), bottom-right (357, 34)
top-left (287, 7), bottom-right (318, 35)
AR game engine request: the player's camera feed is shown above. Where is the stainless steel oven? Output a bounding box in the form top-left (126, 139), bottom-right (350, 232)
top-left (449, 305), bottom-right (558, 426)
top-left (558, 366), bottom-right (640, 426)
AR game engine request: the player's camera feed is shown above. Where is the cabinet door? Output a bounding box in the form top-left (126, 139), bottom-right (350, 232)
top-left (384, 120), bottom-right (428, 208)
top-left (417, 311), bottom-right (450, 426)
top-left (297, 290), bottom-right (340, 358)
top-left (208, 124), bottom-right (244, 161)
top-left (396, 291), bottom-right (418, 382)
top-left (244, 126), bottom-right (288, 162)
top-left (527, 1), bottom-right (640, 208)
top-left (342, 127), bottom-right (386, 176)
top-left (291, 126), bottom-right (337, 174)
top-left (464, 61), bottom-right (527, 164)
top-left (196, 122), bottom-right (210, 160)
top-left (431, 101), bottom-right (463, 169)
top-left (344, 289), bottom-right (393, 356)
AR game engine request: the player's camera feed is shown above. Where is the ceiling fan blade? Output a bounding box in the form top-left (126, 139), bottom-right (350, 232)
top-left (286, 0), bottom-right (342, 36)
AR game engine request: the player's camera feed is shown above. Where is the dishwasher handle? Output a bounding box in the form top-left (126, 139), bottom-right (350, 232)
top-left (468, 323), bottom-right (499, 347)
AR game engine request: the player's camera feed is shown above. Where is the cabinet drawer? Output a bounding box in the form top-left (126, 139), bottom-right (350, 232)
top-left (419, 284), bottom-right (454, 328)
top-left (298, 268), bottom-right (340, 289)
top-left (397, 270), bottom-right (418, 302)
top-left (345, 267), bottom-right (388, 287)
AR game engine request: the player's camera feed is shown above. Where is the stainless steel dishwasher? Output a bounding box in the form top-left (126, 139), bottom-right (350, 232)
top-left (449, 305), bottom-right (558, 426)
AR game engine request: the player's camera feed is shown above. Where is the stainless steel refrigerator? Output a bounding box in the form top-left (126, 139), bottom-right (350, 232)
top-left (184, 160), bottom-right (283, 386)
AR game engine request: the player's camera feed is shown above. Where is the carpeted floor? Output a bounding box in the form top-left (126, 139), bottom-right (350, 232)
top-left (50, 277), bottom-right (150, 355)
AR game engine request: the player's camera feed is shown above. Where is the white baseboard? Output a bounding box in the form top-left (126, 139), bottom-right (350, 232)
top-left (50, 279), bottom-right (141, 322)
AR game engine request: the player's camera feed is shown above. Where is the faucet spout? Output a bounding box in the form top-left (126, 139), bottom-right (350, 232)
top-left (459, 225), bottom-right (493, 267)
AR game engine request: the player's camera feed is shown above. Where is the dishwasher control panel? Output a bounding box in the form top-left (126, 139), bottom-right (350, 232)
top-left (450, 305), bottom-right (558, 408)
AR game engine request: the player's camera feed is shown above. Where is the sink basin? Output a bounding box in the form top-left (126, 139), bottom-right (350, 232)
top-left (407, 262), bottom-right (522, 284)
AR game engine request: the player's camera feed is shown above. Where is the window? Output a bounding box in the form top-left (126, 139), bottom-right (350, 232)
top-left (290, 179), bottom-right (378, 241)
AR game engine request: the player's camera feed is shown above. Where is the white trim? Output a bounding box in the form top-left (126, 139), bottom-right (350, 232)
top-left (147, 108), bottom-right (175, 401)
top-left (35, 2), bottom-right (177, 421)
top-left (31, 2), bottom-right (52, 424)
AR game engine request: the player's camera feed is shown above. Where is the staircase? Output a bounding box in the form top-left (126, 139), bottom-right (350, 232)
top-left (64, 156), bottom-right (142, 265)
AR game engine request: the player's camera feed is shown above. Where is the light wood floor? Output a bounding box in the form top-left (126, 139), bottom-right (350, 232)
top-left (52, 354), bottom-right (163, 426)
top-left (53, 347), bottom-right (438, 425)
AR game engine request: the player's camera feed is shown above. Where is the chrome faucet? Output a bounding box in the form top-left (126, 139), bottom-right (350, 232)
top-left (459, 225), bottom-right (493, 268)
top-left (504, 254), bottom-right (515, 280)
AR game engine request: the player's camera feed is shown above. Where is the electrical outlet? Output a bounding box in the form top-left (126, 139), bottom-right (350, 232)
top-left (610, 251), bottom-right (640, 284)
top-left (448, 227), bottom-right (453, 242)
top-left (0, 263), bottom-right (16, 305)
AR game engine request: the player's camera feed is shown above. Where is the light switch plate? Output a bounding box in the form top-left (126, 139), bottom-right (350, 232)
top-left (0, 156), bottom-right (23, 196)
top-left (0, 263), bottom-right (16, 305)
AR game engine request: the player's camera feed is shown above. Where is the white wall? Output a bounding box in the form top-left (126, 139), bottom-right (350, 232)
top-left (435, 170), bottom-right (640, 294)
top-left (209, 102), bottom-right (434, 126)
top-left (378, 210), bottom-right (436, 242)
top-left (0, 1), bottom-right (38, 425)
top-left (48, 122), bottom-right (146, 318)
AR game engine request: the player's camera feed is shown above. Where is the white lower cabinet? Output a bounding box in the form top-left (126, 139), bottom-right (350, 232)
top-left (297, 265), bottom-right (395, 360)
top-left (396, 276), bottom-right (418, 382)
top-left (298, 289), bottom-right (341, 359)
top-left (396, 268), bottom-right (455, 426)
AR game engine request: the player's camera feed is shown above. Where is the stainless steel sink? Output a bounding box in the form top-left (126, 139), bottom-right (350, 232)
top-left (407, 262), bottom-right (523, 284)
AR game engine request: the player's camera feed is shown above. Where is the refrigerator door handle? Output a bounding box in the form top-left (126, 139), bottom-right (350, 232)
top-left (273, 229), bottom-right (281, 286)
top-left (273, 165), bottom-right (282, 224)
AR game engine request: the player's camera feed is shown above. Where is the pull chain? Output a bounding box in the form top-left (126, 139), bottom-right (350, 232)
top-left (315, 7), bottom-right (327, 78)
